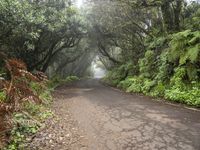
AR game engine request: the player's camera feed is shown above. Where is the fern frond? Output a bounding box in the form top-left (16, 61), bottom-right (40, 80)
top-left (187, 44), bottom-right (200, 63)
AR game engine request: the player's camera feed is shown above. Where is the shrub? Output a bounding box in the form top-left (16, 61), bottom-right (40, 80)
top-left (39, 90), bottom-right (52, 106)
top-left (6, 113), bottom-right (40, 150)
top-left (154, 50), bottom-right (171, 82)
top-left (103, 68), bottom-right (125, 86)
top-left (148, 36), bottom-right (167, 50)
top-left (126, 77), bottom-right (143, 93)
top-left (22, 102), bottom-right (41, 116)
top-left (168, 30), bottom-right (200, 80)
top-left (103, 29), bottom-right (200, 107)
top-left (30, 82), bottom-right (46, 96)
top-left (139, 50), bottom-right (156, 78)
top-left (103, 63), bottom-right (135, 86)
top-left (65, 76), bottom-right (79, 82)
top-left (0, 58), bottom-right (54, 149)
top-left (164, 85), bottom-right (200, 106)
top-left (141, 79), bottom-right (156, 94)
top-left (150, 82), bottom-right (167, 97)
top-left (117, 77), bottom-right (135, 90)
top-left (48, 75), bottom-right (79, 89)
top-left (170, 67), bottom-right (187, 89)
top-left (47, 75), bottom-right (62, 88)
top-left (164, 67), bottom-right (200, 106)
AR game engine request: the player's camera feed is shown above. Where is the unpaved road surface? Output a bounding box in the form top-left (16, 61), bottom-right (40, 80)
top-left (56, 79), bottom-right (200, 150)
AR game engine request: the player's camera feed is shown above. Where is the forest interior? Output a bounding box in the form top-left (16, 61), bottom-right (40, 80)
top-left (0, 0), bottom-right (200, 149)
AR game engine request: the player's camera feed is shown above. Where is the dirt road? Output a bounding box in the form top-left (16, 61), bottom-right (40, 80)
top-left (55, 79), bottom-right (200, 150)
top-left (61, 80), bottom-right (200, 150)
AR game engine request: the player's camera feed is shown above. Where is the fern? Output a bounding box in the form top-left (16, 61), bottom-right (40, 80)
top-left (187, 44), bottom-right (200, 63)
top-left (169, 30), bottom-right (200, 64)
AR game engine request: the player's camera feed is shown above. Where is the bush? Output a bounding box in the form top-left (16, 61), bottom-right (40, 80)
top-left (103, 63), bottom-right (135, 86)
top-left (164, 68), bottom-right (200, 106)
top-left (6, 113), bottom-right (40, 150)
top-left (30, 81), bottom-right (52, 106)
top-left (39, 90), bottom-right (53, 105)
top-left (150, 82), bottom-right (167, 97)
top-left (117, 77), bottom-right (135, 90)
top-left (65, 76), bottom-right (79, 82)
top-left (5, 97), bottom-right (54, 149)
top-left (22, 102), bottom-right (41, 116)
top-left (139, 50), bottom-right (156, 78)
top-left (47, 75), bottom-right (62, 88)
top-left (165, 85), bottom-right (200, 106)
top-left (126, 77), bottom-right (143, 93)
top-left (48, 75), bottom-right (79, 89)
top-left (103, 68), bottom-right (125, 86)
top-left (154, 50), bottom-right (171, 82)
top-left (30, 82), bottom-right (46, 95)
top-left (170, 67), bottom-right (187, 88)
top-left (141, 79), bottom-right (156, 94)
top-left (103, 29), bottom-right (200, 107)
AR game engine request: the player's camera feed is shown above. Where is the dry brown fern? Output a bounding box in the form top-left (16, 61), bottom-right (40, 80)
top-left (0, 57), bottom-right (48, 147)
top-left (4, 59), bottom-right (43, 108)
top-left (0, 58), bottom-right (49, 113)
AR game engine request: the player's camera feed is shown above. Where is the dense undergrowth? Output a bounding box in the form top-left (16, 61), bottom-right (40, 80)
top-left (48, 76), bottom-right (80, 89)
top-left (0, 58), bottom-right (79, 149)
top-left (103, 29), bottom-right (200, 107)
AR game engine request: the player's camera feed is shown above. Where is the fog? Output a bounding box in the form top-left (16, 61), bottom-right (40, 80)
top-left (91, 61), bottom-right (106, 79)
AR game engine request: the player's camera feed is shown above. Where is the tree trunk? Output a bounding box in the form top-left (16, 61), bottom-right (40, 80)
top-left (174, 0), bottom-right (183, 31)
top-left (161, 0), bottom-right (174, 32)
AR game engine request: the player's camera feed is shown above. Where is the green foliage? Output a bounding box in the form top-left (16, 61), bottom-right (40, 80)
top-left (148, 37), bottom-right (167, 50)
top-left (48, 75), bottom-right (80, 89)
top-left (169, 30), bottom-right (200, 65)
top-left (117, 77), bottom-right (135, 90)
top-left (154, 50), bottom-right (171, 82)
top-left (126, 77), bottom-right (143, 93)
top-left (0, 0), bottom-right (84, 72)
top-left (5, 80), bottom-right (54, 149)
top-left (139, 50), bottom-right (156, 78)
top-left (5, 113), bottom-right (40, 150)
top-left (30, 82), bottom-right (45, 95)
top-left (170, 67), bottom-right (187, 88)
top-left (185, 5), bottom-right (200, 30)
top-left (141, 79), bottom-right (156, 94)
top-left (47, 75), bottom-right (62, 88)
top-left (30, 81), bottom-right (52, 105)
top-left (22, 102), bottom-right (41, 116)
top-left (39, 90), bottom-right (53, 105)
top-left (190, 8), bottom-right (200, 30)
top-left (106, 65), bottom-right (200, 106)
top-left (166, 30), bottom-right (200, 81)
top-left (103, 70), bottom-right (121, 86)
top-left (163, 67), bottom-right (200, 105)
top-left (0, 90), bottom-right (6, 102)
top-left (38, 110), bottom-right (54, 120)
top-left (165, 84), bottom-right (200, 106)
top-left (1, 73), bottom-right (54, 149)
top-left (103, 63), bottom-right (132, 86)
top-left (150, 82), bottom-right (166, 97)
top-left (65, 76), bottom-right (80, 82)
top-left (118, 76), bottom-right (156, 94)
top-left (104, 29), bottom-right (200, 106)
top-left (5, 100), bottom-right (54, 149)
top-left (22, 101), bottom-right (53, 121)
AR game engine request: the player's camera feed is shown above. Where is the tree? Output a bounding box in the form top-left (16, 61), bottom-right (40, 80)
top-left (0, 0), bottom-right (85, 73)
